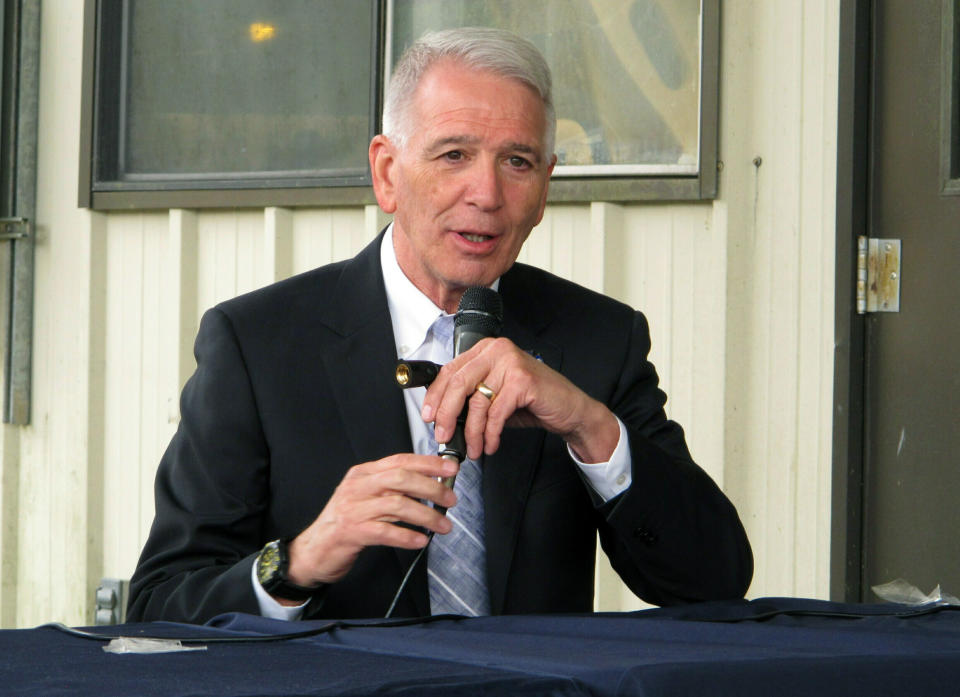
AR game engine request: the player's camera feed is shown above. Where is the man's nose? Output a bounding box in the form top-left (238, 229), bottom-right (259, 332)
top-left (464, 158), bottom-right (504, 210)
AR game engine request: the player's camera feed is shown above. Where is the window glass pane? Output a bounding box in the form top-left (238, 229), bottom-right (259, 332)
top-left (390, 0), bottom-right (701, 175)
top-left (121, 0), bottom-right (373, 180)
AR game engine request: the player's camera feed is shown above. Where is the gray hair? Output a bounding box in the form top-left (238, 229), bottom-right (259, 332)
top-left (382, 27), bottom-right (556, 158)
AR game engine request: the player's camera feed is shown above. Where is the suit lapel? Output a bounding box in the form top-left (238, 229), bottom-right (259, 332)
top-left (319, 234), bottom-right (412, 465)
top-left (317, 233), bottom-right (431, 615)
top-left (483, 267), bottom-right (561, 615)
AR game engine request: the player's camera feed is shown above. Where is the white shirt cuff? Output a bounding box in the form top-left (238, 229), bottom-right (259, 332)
top-left (251, 557), bottom-right (309, 621)
top-left (567, 416), bottom-right (632, 502)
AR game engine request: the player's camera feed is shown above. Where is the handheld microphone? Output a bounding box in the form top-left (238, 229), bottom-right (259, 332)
top-left (435, 287), bottom-right (503, 508)
top-left (454, 287), bottom-right (504, 357)
top-left (384, 287), bottom-right (502, 617)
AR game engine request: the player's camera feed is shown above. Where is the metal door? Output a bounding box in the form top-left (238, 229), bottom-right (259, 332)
top-left (861, 0), bottom-right (960, 599)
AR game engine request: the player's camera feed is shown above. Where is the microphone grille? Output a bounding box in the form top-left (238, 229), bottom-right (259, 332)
top-left (455, 287), bottom-right (503, 334)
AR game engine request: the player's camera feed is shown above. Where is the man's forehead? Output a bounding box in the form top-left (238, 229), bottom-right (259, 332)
top-left (411, 68), bottom-right (547, 150)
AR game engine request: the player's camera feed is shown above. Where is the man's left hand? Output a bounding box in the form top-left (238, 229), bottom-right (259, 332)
top-left (422, 337), bottom-right (620, 463)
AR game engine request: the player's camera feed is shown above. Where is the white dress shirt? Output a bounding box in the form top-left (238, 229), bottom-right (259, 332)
top-left (253, 225), bottom-right (632, 619)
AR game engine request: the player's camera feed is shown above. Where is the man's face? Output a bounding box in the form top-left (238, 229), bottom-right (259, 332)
top-left (370, 60), bottom-right (555, 312)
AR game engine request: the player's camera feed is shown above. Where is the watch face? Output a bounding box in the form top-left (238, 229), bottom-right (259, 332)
top-left (257, 541), bottom-right (281, 585)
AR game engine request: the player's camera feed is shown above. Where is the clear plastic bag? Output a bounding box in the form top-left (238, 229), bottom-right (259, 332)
top-left (871, 578), bottom-right (960, 606)
top-left (103, 637), bottom-right (207, 654)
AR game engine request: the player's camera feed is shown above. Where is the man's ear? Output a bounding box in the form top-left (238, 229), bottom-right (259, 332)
top-left (369, 135), bottom-right (398, 214)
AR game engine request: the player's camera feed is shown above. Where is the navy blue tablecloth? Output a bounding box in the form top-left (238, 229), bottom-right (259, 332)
top-left (2, 598), bottom-right (959, 696)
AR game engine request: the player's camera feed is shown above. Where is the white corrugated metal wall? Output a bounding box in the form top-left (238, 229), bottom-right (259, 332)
top-left (0, 0), bottom-right (839, 627)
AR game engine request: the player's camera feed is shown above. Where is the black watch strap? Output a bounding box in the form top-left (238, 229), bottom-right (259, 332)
top-left (256, 538), bottom-right (326, 602)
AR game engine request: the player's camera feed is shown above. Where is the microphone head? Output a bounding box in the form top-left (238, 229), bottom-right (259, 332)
top-left (455, 286), bottom-right (503, 337)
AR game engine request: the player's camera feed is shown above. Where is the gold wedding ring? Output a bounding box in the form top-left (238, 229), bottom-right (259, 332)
top-left (475, 381), bottom-right (496, 401)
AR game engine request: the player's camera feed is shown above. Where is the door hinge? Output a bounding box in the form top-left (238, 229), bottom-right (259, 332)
top-left (0, 217), bottom-right (30, 240)
top-left (95, 578), bottom-right (129, 625)
top-left (857, 236), bottom-right (901, 314)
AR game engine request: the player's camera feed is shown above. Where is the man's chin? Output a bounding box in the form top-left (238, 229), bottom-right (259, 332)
top-left (446, 258), bottom-right (516, 290)
top-left (445, 273), bottom-right (501, 293)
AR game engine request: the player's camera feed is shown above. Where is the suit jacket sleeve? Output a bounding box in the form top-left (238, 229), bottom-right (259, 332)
top-left (127, 308), bottom-right (269, 623)
top-left (592, 311), bottom-right (753, 605)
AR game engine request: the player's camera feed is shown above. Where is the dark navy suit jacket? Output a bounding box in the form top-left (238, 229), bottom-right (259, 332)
top-left (128, 232), bottom-right (752, 623)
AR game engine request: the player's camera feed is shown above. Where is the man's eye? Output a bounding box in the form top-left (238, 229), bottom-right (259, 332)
top-left (444, 150), bottom-right (463, 162)
top-left (508, 156), bottom-right (532, 169)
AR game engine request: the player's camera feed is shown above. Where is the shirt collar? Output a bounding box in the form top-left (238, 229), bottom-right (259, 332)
top-left (381, 224), bottom-right (446, 358)
top-left (380, 224), bottom-right (500, 358)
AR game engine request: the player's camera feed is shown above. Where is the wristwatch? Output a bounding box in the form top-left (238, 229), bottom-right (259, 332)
top-left (255, 538), bottom-right (325, 601)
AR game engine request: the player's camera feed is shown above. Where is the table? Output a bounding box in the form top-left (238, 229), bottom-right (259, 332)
top-left (2, 598), bottom-right (958, 696)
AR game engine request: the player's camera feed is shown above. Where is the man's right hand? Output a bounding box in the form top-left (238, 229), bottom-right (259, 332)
top-left (274, 454), bottom-right (458, 604)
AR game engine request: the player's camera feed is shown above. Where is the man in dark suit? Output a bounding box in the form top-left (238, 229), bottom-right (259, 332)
top-left (128, 28), bottom-right (752, 624)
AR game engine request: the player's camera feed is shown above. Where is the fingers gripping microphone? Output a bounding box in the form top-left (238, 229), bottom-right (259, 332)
top-left (435, 287), bottom-right (503, 499)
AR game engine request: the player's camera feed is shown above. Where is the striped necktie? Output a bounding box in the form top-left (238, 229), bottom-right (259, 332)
top-left (425, 315), bottom-right (491, 616)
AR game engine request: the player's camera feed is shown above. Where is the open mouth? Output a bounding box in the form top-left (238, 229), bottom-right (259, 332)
top-left (459, 232), bottom-right (494, 243)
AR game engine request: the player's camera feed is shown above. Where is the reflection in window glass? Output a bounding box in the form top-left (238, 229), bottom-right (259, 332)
top-left (391, 0), bottom-right (701, 175)
top-left (122, 0), bottom-right (374, 180)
